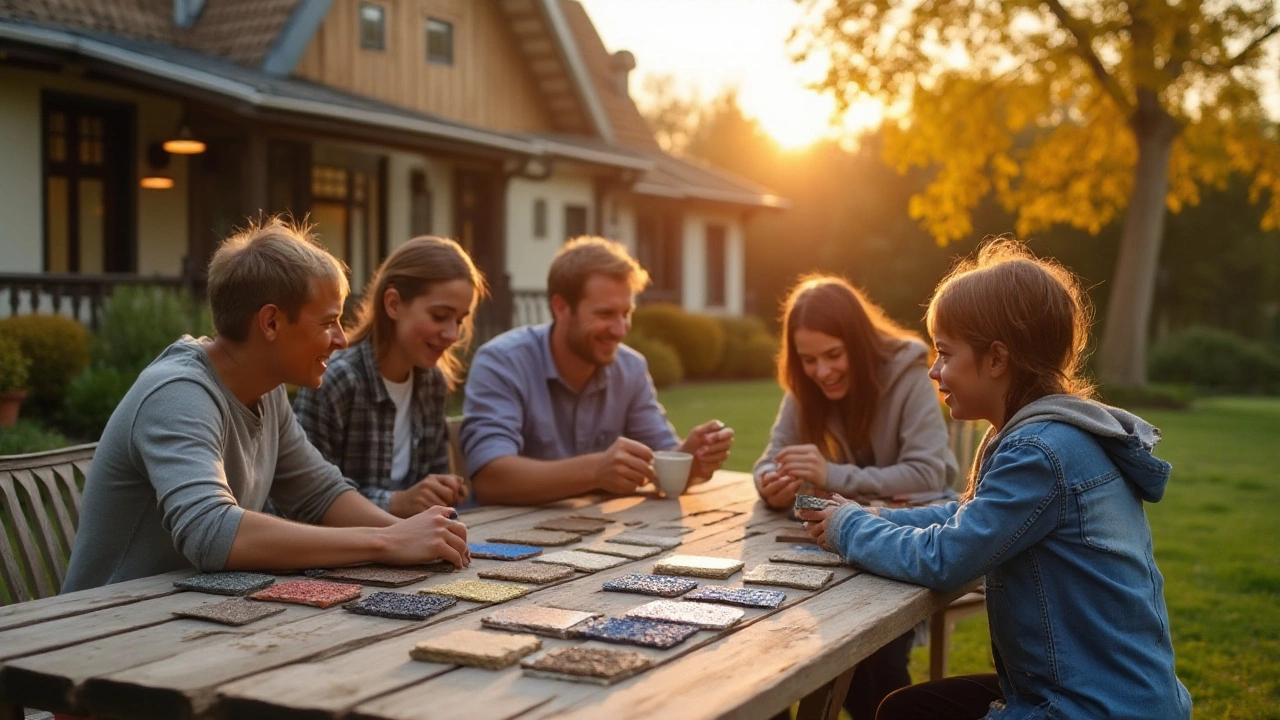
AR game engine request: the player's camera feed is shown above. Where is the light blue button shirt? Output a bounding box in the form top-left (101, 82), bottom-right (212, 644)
top-left (461, 323), bottom-right (680, 477)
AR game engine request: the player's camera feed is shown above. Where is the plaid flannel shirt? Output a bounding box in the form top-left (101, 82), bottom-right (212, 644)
top-left (293, 340), bottom-right (451, 511)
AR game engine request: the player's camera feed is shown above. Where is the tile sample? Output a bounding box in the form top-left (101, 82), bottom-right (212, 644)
top-left (534, 517), bottom-right (609, 535)
top-left (624, 600), bottom-right (744, 630)
top-left (578, 542), bottom-right (662, 560)
top-left (478, 562), bottom-right (575, 585)
top-left (426, 579), bottom-right (532, 603)
top-left (533, 550), bottom-right (629, 572)
top-left (683, 586), bottom-right (787, 609)
top-left (468, 542), bottom-right (543, 561)
top-left (576, 617), bottom-right (700, 649)
top-left (522, 647), bottom-right (652, 686)
top-left (794, 494), bottom-right (835, 511)
top-left (409, 629), bottom-right (541, 669)
top-left (485, 529), bottom-right (583, 547)
top-left (172, 598), bottom-right (285, 626)
top-left (568, 514), bottom-right (616, 524)
top-left (775, 528), bottom-right (818, 545)
top-left (173, 572), bottom-right (276, 596)
top-left (319, 565), bottom-right (433, 587)
top-left (345, 591), bottom-right (457, 621)
top-left (248, 579), bottom-right (363, 608)
top-left (652, 555), bottom-right (744, 580)
top-left (606, 533), bottom-right (682, 550)
top-left (769, 549), bottom-right (845, 567)
top-left (602, 573), bottom-right (699, 598)
top-left (481, 605), bottom-right (602, 638)
top-left (743, 564), bottom-right (834, 591)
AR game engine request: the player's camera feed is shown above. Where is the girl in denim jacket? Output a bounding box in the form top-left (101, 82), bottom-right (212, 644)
top-left (799, 240), bottom-right (1191, 719)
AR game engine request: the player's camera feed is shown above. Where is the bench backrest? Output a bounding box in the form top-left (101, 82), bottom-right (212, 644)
top-left (0, 443), bottom-right (96, 604)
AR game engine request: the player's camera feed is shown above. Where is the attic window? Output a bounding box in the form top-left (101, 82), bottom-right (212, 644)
top-left (426, 18), bottom-right (453, 65)
top-left (360, 3), bottom-right (385, 50)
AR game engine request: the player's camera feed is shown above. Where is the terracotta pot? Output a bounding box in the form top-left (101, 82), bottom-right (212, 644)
top-left (0, 389), bottom-right (28, 427)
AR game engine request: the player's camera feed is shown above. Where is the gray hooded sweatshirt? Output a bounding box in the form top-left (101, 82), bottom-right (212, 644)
top-left (754, 337), bottom-right (958, 499)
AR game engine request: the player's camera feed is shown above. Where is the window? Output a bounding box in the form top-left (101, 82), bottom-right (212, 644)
top-left (359, 3), bottom-right (385, 50)
top-left (426, 17), bottom-right (453, 65)
top-left (636, 209), bottom-right (682, 300)
top-left (705, 224), bottom-right (727, 308)
top-left (533, 198), bottom-right (547, 239)
top-left (564, 204), bottom-right (588, 242)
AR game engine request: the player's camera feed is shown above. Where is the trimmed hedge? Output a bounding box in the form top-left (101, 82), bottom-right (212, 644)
top-left (0, 332), bottom-right (30, 393)
top-left (0, 314), bottom-right (90, 416)
top-left (1148, 326), bottom-right (1280, 394)
top-left (625, 330), bottom-right (684, 388)
top-left (61, 365), bottom-right (136, 440)
top-left (715, 315), bottom-right (777, 379)
top-left (1098, 383), bottom-right (1195, 410)
top-left (95, 286), bottom-right (212, 374)
top-left (631, 303), bottom-right (726, 378)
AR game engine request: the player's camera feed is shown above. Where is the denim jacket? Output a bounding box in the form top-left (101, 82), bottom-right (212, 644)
top-left (828, 395), bottom-right (1192, 719)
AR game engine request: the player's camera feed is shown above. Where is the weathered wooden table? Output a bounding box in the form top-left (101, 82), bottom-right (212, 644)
top-left (0, 471), bottom-right (968, 720)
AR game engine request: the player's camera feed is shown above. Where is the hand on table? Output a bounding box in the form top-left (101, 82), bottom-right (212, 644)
top-left (680, 419), bottom-right (735, 485)
top-left (377, 505), bottom-right (470, 567)
top-left (389, 474), bottom-right (467, 518)
top-left (594, 436), bottom-right (656, 494)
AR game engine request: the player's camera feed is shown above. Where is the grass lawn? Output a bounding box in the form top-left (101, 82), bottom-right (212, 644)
top-left (659, 381), bottom-right (1280, 719)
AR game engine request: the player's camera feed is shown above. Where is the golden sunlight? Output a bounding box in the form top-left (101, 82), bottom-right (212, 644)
top-left (745, 86), bottom-right (884, 150)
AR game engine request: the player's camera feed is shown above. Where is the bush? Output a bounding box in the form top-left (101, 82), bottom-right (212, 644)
top-left (715, 315), bottom-right (778, 379)
top-left (61, 365), bottom-right (135, 440)
top-left (1098, 383), bottom-right (1195, 410)
top-left (0, 332), bottom-right (30, 393)
top-left (1148, 326), bottom-right (1280, 394)
top-left (631, 303), bottom-right (726, 378)
top-left (0, 314), bottom-right (90, 416)
top-left (624, 330), bottom-right (684, 388)
top-left (0, 418), bottom-right (70, 455)
top-left (95, 286), bottom-right (211, 374)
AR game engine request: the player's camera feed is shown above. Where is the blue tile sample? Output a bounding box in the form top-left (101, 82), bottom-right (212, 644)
top-left (345, 591), bottom-right (457, 621)
top-left (173, 572), bottom-right (276, 596)
top-left (469, 542), bottom-right (544, 560)
top-left (602, 573), bottom-right (698, 598)
top-left (683, 586), bottom-right (787, 609)
top-left (576, 617), bottom-right (700, 649)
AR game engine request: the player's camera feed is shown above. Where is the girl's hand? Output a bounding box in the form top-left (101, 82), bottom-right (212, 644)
top-left (796, 495), bottom-right (873, 551)
top-left (775, 444), bottom-right (828, 489)
top-left (759, 470), bottom-right (802, 509)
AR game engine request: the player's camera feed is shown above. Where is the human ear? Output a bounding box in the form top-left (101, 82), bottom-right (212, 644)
top-left (258, 304), bottom-right (281, 341)
top-left (383, 287), bottom-right (401, 320)
top-left (986, 341), bottom-right (1010, 378)
top-left (550, 294), bottom-right (570, 322)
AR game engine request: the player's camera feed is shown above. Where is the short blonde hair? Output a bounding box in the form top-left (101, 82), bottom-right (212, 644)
top-left (207, 216), bottom-right (349, 342)
top-left (547, 236), bottom-right (649, 311)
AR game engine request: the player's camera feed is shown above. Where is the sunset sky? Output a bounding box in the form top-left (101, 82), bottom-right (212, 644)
top-left (578, 0), bottom-right (883, 149)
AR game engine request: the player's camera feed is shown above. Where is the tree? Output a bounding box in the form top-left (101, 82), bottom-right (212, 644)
top-left (636, 74), bottom-right (703, 156)
top-left (794, 0), bottom-right (1280, 385)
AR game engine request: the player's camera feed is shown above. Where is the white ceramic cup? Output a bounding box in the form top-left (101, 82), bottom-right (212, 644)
top-left (653, 450), bottom-right (694, 498)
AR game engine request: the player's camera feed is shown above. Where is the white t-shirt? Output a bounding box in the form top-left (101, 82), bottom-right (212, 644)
top-left (382, 374), bottom-right (415, 485)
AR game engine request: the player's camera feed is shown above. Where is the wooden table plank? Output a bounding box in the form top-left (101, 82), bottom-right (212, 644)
top-left (0, 570), bottom-right (192, 632)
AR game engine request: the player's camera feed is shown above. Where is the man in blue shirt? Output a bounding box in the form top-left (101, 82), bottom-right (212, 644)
top-left (461, 236), bottom-right (734, 505)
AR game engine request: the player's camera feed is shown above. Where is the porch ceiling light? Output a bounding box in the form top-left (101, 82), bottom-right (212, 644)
top-left (162, 124), bottom-right (206, 155)
top-left (141, 142), bottom-right (176, 189)
top-left (139, 176), bottom-right (175, 190)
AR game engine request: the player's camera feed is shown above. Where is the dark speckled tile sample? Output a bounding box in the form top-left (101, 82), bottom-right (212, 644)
top-left (576, 617), bottom-right (700, 649)
top-left (172, 598), bottom-right (285, 626)
top-left (602, 573), bottom-right (699, 598)
top-left (469, 542), bottom-right (543, 560)
top-left (248, 579), bottom-right (363, 608)
top-left (522, 646), bottom-right (652, 685)
top-left (345, 591), bottom-right (457, 620)
top-left (173, 572), bottom-right (276, 596)
top-left (683, 586), bottom-right (787, 609)
top-left (794, 494), bottom-right (834, 511)
top-left (320, 565), bottom-right (433, 587)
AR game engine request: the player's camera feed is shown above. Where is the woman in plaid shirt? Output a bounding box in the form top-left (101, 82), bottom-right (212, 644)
top-left (295, 236), bottom-right (486, 517)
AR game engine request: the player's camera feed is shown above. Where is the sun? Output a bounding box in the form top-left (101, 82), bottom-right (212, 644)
top-left (745, 87), bottom-right (884, 150)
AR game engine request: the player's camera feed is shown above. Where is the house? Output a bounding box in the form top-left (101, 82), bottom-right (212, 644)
top-left (0, 0), bottom-right (785, 333)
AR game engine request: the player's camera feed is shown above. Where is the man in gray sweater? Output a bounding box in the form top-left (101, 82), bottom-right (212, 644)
top-left (63, 218), bottom-right (469, 592)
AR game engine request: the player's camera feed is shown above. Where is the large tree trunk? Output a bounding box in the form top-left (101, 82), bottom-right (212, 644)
top-left (1097, 92), bottom-right (1180, 386)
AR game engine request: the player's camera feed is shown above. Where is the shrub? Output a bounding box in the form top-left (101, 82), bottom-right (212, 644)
top-left (61, 365), bottom-right (135, 440)
top-left (624, 330), bottom-right (684, 388)
top-left (1098, 383), bottom-right (1195, 410)
top-left (715, 315), bottom-right (777, 379)
top-left (0, 332), bottom-right (30, 393)
top-left (0, 418), bottom-right (70, 455)
top-left (631, 303), bottom-right (725, 378)
top-left (0, 314), bottom-right (90, 416)
top-left (1148, 326), bottom-right (1280, 394)
top-left (95, 286), bottom-right (211, 374)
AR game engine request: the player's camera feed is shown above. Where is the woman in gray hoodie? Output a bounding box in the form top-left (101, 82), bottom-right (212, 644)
top-left (754, 274), bottom-right (958, 720)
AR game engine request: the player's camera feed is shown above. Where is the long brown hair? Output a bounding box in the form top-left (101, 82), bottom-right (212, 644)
top-left (348, 236), bottom-right (487, 389)
top-left (777, 275), bottom-right (922, 457)
top-left (926, 238), bottom-right (1095, 499)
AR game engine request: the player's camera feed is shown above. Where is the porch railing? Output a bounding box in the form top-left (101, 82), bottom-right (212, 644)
top-left (0, 272), bottom-right (193, 331)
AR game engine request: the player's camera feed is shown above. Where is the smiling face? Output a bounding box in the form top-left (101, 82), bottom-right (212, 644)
top-left (794, 328), bottom-right (850, 401)
top-left (929, 330), bottom-right (1008, 426)
top-left (273, 277), bottom-right (348, 388)
top-left (382, 278), bottom-right (476, 380)
top-left (557, 273), bottom-right (634, 367)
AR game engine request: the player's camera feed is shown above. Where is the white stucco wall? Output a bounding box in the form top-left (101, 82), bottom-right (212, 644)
top-left (0, 66), bottom-right (189, 275)
top-left (681, 209), bottom-right (745, 316)
top-left (608, 195), bottom-right (637, 256)
top-left (505, 171), bottom-right (594, 291)
top-left (385, 150), bottom-right (452, 253)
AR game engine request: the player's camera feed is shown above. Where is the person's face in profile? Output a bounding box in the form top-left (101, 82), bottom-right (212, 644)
top-left (273, 277), bottom-right (348, 388)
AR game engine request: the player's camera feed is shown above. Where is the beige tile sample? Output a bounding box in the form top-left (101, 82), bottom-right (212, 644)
top-left (409, 629), bottom-right (541, 669)
top-left (652, 555), bottom-right (744, 580)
